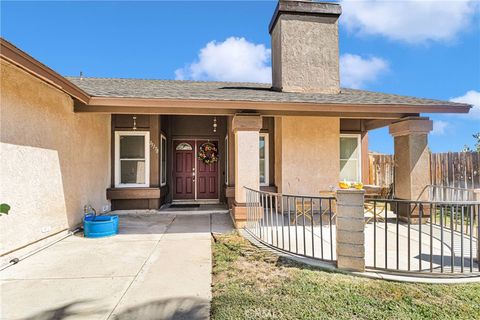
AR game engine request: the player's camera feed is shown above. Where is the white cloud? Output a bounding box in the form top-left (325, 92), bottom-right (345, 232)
top-left (450, 90), bottom-right (480, 119)
top-left (340, 0), bottom-right (478, 43)
top-left (432, 120), bottom-right (449, 135)
top-left (339, 54), bottom-right (389, 89)
top-left (175, 37), bottom-right (271, 83)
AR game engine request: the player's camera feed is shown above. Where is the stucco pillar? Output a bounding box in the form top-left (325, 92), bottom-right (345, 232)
top-left (389, 117), bottom-right (433, 222)
top-left (231, 114), bottom-right (262, 228)
top-left (336, 189), bottom-right (365, 272)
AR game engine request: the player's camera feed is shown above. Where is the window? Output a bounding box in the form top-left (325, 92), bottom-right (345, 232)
top-left (225, 135), bottom-right (229, 185)
top-left (340, 134), bottom-right (361, 183)
top-left (176, 142), bottom-right (192, 151)
top-left (161, 134), bottom-right (167, 186)
top-left (259, 133), bottom-right (269, 186)
top-left (115, 131), bottom-right (150, 188)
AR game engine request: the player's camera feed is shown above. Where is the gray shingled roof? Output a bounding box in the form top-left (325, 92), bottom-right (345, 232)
top-left (67, 77), bottom-right (469, 108)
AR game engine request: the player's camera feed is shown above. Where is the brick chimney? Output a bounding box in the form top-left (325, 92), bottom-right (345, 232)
top-left (269, 0), bottom-right (341, 94)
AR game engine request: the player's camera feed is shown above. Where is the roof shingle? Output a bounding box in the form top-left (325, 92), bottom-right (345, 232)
top-left (67, 77), bottom-right (470, 109)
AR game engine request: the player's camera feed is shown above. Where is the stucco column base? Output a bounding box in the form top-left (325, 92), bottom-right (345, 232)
top-left (231, 204), bottom-right (247, 228)
top-left (231, 202), bottom-right (264, 229)
top-left (395, 202), bottom-right (431, 224)
top-left (335, 189), bottom-right (365, 272)
top-left (389, 117), bottom-right (433, 204)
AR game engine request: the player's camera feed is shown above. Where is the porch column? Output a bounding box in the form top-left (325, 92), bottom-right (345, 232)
top-left (231, 114), bottom-right (262, 228)
top-left (389, 117), bottom-right (433, 222)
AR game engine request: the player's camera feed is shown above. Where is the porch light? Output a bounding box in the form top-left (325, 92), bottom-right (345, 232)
top-left (213, 117), bottom-right (217, 133)
top-left (132, 116), bottom-right (137, 131)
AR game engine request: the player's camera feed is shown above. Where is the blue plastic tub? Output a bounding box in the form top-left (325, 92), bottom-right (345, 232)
top-left (83, 214), bottom-right (119, 238)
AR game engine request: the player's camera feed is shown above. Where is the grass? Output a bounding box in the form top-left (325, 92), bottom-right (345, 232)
top-left (211, 232), bottom-right (480, 320)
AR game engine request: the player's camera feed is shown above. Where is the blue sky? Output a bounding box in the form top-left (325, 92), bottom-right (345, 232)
top-left (2, 1), bottom-right (479, 153)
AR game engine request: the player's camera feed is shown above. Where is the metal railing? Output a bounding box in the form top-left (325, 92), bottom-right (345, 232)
top-left (418, 184), bottom-right (477, 202)
top-left (365, 198), bottom-right (480, 274)
top-left (245, 188), bottom-right (337, 262)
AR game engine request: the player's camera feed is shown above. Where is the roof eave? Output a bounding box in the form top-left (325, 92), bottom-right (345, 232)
top-left (84, 96), bottom-right (472, 115)
top-left (0, 38), bottom-right (91, 104)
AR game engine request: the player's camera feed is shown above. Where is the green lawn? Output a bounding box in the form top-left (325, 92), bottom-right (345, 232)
top-left (211, 232), bottom-right (480, 320)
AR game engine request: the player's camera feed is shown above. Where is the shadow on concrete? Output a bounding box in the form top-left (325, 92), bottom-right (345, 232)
top-left (417, 253), bottom-right (478, 270)
top-left (23, 300), bottom-right (105, 320)
top-left (113, 297), bottom-right (209, 320)
top-left (22, 297), bottom-right (209, 320)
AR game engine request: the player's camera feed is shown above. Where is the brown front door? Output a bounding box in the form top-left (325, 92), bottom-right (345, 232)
top-left (196, 140), bottom-right (218, 199)
top-left (173, 140), bottom-right (195, 200)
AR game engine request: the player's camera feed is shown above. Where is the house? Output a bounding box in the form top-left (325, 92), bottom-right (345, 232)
top-left (0, 0), bottom-right (471, 263)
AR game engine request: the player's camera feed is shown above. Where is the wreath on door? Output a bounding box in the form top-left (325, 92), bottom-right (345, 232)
top-left (198, 142), bottom-right (218, 165)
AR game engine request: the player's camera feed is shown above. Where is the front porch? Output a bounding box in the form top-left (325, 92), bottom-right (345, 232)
top-left (106, 114), bottom-right (427, 220)
top-left (244, 188), bottom-right (480, 278)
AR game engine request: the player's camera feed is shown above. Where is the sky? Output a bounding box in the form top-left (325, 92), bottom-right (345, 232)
top-left (1, 0), bottom-right (479, 153)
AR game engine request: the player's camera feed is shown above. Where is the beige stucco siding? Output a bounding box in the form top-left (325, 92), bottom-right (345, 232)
top-left (272, 16), bottom-right (340, 94)
top-left (0, 60), bottom-right (110, 257)
top-left (275, 116), bottom-right (340, 196)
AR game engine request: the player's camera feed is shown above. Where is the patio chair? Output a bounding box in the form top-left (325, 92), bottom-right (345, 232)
top-left (292, 199), bottom-right (313, 224)
top-left (291, 191), bottom-right (336, 225)
top-left (318, 190), bottom-right (337, 222)
top-left (364, 185), bottom-right (392, 224)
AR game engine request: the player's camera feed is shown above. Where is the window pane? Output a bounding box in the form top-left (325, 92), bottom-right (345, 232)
top-left (340, 137), bottom-right (358, 160)
top-left (161, 138), bottom-right (167, 184)
top-left (121, 160), bottom-right (146, 184)
top-left (120, 136), bottom-right (145, 159)
top-left (340, 159), bottom-right (358, 182)
top-left (259, 136), bottom-right (265, 159)
top-left (176, 142), bottom-right (192, 151)
top-left (161, 139), bottom-right (166, 162)
top-left (259, 159), bottom-right (266, 183)
top-left (225, 137), bottom-right (229, 185)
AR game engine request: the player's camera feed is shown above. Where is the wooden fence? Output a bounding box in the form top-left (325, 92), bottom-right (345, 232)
top-left (368, 152), bottom-right (480, 190)
top-left (368, 153), bottom-right (395, 187)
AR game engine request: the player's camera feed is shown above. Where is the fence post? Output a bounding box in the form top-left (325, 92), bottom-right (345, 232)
top-left (336, 189), bottom-right (365, 272)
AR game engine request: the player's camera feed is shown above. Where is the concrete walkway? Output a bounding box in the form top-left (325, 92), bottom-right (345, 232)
top-left (1, 211), bottom-right (233, 320)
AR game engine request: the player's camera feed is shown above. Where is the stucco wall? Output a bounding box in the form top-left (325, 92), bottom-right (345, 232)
top-left (0, 60), bottom-right (110, 257)
top-left (275, 116), bottom-right (340, 196)
top-left (272, 15), bottom-right (340, 94)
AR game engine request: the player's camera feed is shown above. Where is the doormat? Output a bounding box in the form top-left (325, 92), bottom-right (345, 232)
top-left (169, 204), bottom-right (201, 208)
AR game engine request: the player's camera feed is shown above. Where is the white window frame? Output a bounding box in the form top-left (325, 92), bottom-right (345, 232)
top-left (259, 133), bottom-right (269, 186)
top-left (115, 131), bottom-right (150, 188)
top-left (160, 134), bottom-right (167, 187)
top-left (225, 135), bottom-right (229, 186)
top-left (339, 133), bottom-right (362, 183)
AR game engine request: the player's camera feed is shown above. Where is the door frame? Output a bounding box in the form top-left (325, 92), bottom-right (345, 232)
top-left (172, 138), bottom-right (219, 201)
top-left (172, 139), bottom-right (196, 201)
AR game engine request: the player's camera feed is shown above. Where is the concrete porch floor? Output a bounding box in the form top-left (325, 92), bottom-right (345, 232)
top-left (0, 211), bottom-right (234, 320)
top-left (247, 211), bottom-right (479, 274)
